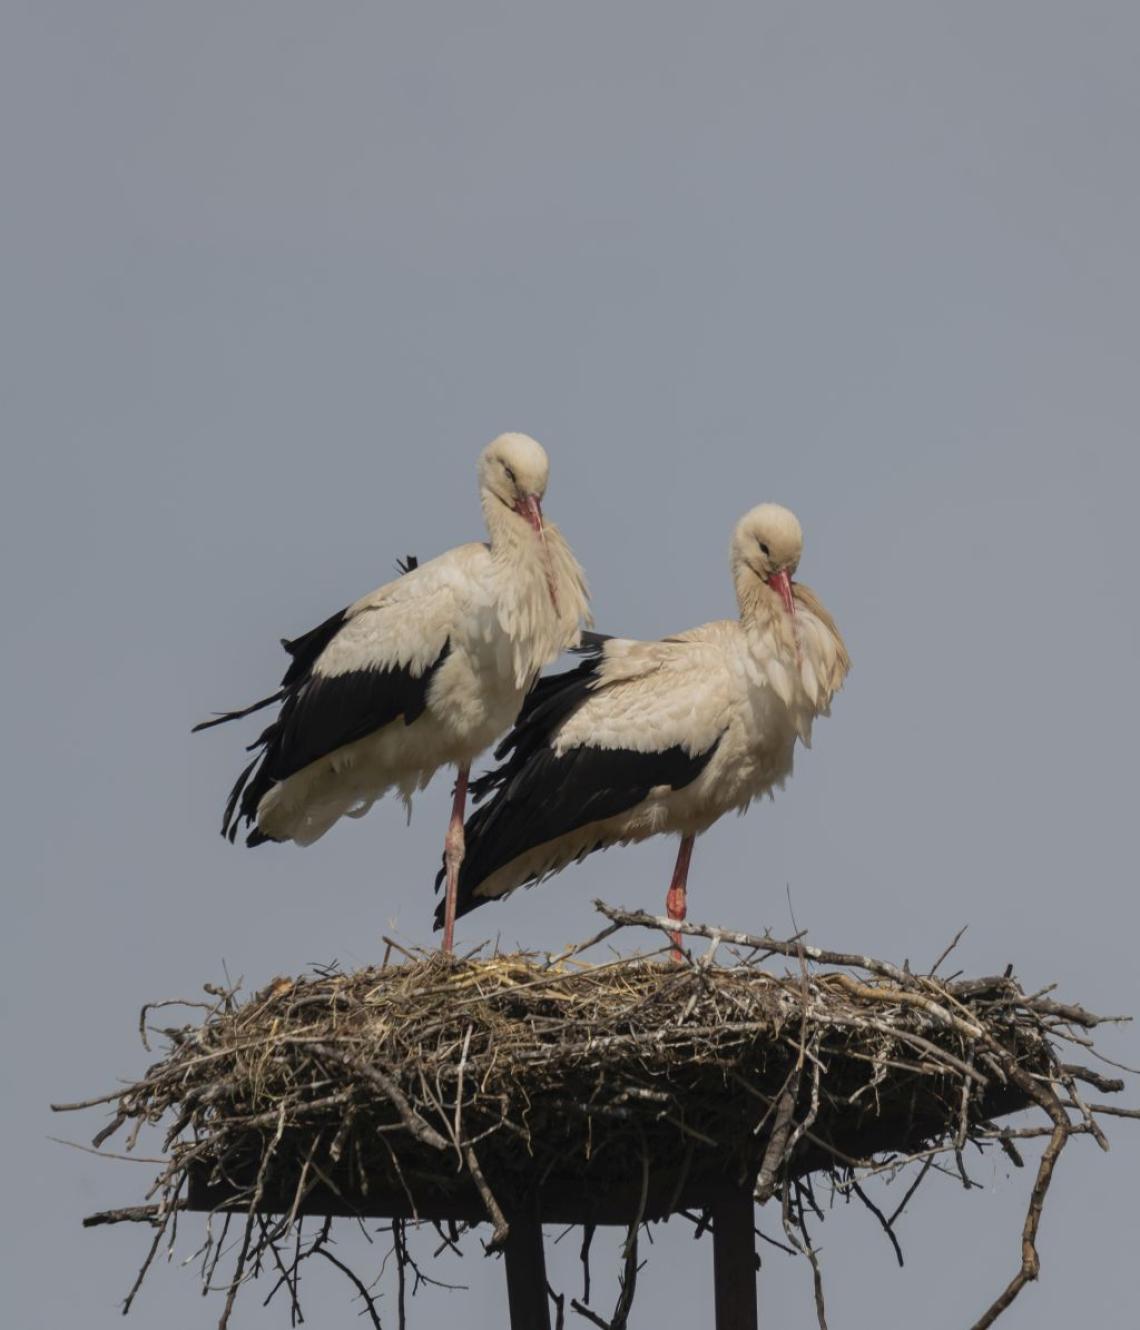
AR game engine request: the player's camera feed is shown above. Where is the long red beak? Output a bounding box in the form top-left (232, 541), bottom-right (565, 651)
top-left (515, 494), bottom-right (560, 612)
top-left (514, 493), bottom-right (545, 537)
top-left (767, 569), bottom-right (796, 617)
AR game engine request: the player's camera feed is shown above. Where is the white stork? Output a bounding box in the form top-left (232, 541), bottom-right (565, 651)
top-left (195, 432), bottom-right (591, 951)
top-left (441, 503), bottom-right (849, 953)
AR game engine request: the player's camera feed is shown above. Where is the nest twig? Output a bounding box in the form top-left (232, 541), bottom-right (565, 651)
top-left (54, 901), bottom-right (1136, 1328)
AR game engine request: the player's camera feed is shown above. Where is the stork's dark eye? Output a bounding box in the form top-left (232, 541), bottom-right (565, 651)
top-left (504, 464), bottom-right (517, 484)
top-left (758, 541), bottom-right (770, 556)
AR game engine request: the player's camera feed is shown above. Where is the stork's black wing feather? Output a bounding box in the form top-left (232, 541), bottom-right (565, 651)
top-left (191, 688), bottom-right (289, 733)
top-left (196, 556), bottom-right (421, 733)
top-left (569, 629), bottom-right (613, 656)
top-left (219, 641), bottom-right (451, 844)
top-left (436, 653), bottom-right (721, 926)
top-left (192, 607), bottom-right (351, 734)
top-left (198, 553), bottom-right (433, 843)
top-left (278, 607), bottom-right (352, 687)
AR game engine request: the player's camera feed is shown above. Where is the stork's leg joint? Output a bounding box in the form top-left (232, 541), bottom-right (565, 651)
top-left (444, 819), bottom-right (465, 867)
top-left (665, 882), bottom-right (687, 924)
top-left (666, 834), bottom-right (695, 963)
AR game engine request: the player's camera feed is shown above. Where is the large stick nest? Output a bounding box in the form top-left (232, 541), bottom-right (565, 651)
top-left (58, 904), bottom-right (1135, 1329)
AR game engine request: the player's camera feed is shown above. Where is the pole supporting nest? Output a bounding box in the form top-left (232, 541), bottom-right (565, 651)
top-left (712, 1187), bottom-right (759, 1330)
top-left (504, 1201), bottom-right (552, 1330)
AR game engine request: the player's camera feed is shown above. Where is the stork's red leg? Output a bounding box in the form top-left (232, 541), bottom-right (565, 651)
top-left (665, 834), bottom-right (695, 962)
top-left (441, 764), bottom-right (470, 956)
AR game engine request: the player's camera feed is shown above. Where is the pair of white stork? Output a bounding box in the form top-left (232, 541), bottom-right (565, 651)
top-left (196, 433), bottom-right (849, 953)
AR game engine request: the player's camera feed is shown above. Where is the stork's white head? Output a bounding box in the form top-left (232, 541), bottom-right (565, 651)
top-left (479, 432), bottom-right (561, 608)
top-left (478, 433), bottom-right (551, 531)
top-left (731, 503), bottom-right (804, 619)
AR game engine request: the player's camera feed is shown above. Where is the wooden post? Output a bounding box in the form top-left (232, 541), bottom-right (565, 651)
top-left (712, 1187), bottom-right (758, 1330)
top-left (504, 1208), bottom-right (551, 1330)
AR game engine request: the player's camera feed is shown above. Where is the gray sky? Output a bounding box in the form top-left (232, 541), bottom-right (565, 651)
top-left (4, 3), bottom-right (1138, 1326)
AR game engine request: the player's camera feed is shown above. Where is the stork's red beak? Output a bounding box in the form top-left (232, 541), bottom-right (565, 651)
top-left (514, 493), bottom-right (545, 537)
top-left (515, 493), bottom-right (560, 612)
top-left (767, 569), bottom-right (796, 617)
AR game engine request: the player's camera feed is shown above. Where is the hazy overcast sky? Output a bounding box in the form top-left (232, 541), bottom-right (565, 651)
top-left (4, 4), bottom-right (1138, 1327)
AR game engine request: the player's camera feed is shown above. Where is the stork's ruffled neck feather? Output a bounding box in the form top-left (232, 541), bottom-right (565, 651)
top-left (735, 576), bottom-right (849, 733)
top-left (482, 491), bottom-right (592, 689)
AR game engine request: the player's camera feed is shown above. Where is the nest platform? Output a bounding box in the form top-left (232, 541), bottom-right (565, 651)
top-left (58, 904), bottom-right (1135, 1330)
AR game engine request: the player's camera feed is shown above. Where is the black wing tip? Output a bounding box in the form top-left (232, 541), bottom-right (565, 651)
top-left (569, 630), bottom-right (613, 656)
top-left (395, 554), bottom-right (419, 575)
top-left (433, 882), bottom-right (498, 930)
top-left (192, 689), bottom-right (288, 735)
top-left (219, 821), bottom-right (277, 848)
top-left (194, 712), bottom-right (237, 734)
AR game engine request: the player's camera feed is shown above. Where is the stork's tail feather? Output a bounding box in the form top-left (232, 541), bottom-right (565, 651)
top-left (192, 689), bottom-right (287, 733)
top-left (219, 709), bottom-right (287, 843)
top-left (220, 754), bottom-right (262, 842)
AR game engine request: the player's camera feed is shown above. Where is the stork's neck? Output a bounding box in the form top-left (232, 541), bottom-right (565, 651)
top-left (735, 573), bottom-right (797, 658)
top-left (480, 488), bottom-right (591, 688)
top-left (481, 488), bottom-right (537, 558)
top-left (735, 570), bottom-right (850, 722)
